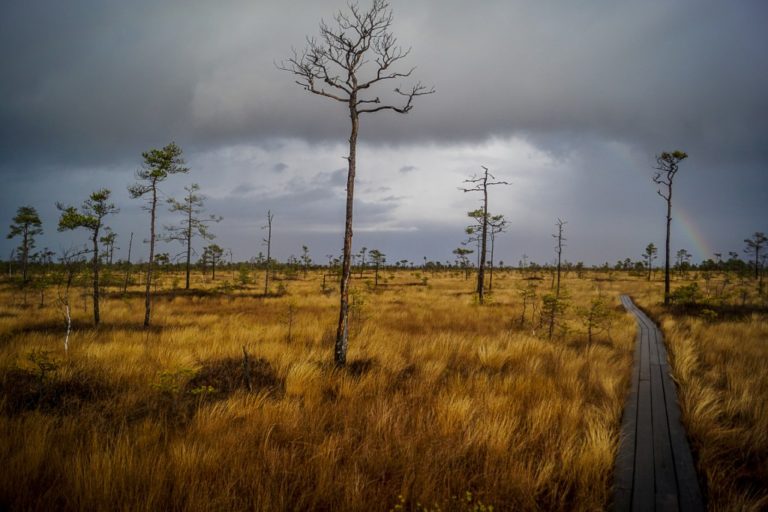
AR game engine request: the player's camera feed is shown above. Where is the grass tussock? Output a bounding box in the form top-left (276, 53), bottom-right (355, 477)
top-left (657, 314), bottom-right (768, 510)
top-left (1, 269), bottom-right (638, 510)
top-left (626, 274), bottom-right (768, 511)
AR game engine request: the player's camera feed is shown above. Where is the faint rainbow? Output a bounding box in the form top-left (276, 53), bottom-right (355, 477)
top-left (674, 207), bottom-right (712, 261)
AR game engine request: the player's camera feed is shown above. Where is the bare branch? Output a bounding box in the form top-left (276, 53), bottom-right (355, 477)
top-left (279, 0), bottom-right (433, 114)
top-left (460, 172), bottom-right (510, 192)
top-left (276, 46), bottom-right (351, 102)
top-left (358, 82), bottom-right (434, 114)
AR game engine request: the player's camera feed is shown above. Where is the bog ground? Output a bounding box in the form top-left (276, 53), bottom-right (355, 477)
top-left (1, 269), bottom-right (766, 511)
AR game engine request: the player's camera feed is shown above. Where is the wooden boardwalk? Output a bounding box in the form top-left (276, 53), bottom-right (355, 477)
top-left (613, 295), bottom-right (704, 512)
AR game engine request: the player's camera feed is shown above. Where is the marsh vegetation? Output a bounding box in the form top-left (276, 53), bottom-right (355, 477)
top-left (1, 264), bottom-right (765, 510)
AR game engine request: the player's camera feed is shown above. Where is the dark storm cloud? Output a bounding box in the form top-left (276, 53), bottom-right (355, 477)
top-left (2, 0), bottom-right (767, 167)
top-left (1, 0), bottom-right (766, 263)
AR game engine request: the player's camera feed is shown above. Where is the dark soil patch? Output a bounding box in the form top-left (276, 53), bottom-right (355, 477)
top-left (2, 321), bottom-right (170, 340)
top-left (345, 357), bottom-right (376, 377)
top-left (185, 357), bottom-right (283, 397)
top-left (1, 367), bottom-right (116, 415)
top-left (667, 302), bottom-right (768, 321)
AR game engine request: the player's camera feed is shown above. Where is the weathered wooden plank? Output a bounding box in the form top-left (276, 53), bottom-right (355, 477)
top-left (656, 330), bottom-right (670, 367)
top-left (613, 295), bottom-right (641, 512)
top-left (613, 361), bottom-right (639, 512)
top-left (660, 361), bottom-right (705, 511)
top-left (615, 295), bottom-right (705, 511)
top-left (632, 379), bottom-right (655, 512)
top-left (651, 362), bottom-right (679, 511)
top-left (648, 320), bottom-right (660, 366)
top-left (639, 324), bottom-right (651, 382)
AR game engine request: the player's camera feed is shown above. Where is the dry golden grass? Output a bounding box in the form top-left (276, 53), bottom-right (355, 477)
top-left (2, 268), bottom-right (635, 510)
top-left (626, 275), bottom-right (768, 512)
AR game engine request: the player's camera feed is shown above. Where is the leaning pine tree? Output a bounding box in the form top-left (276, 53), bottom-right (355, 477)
top-left (652, 150), bottom-right (687, 306)
top-left (129, 142), bottom-right (189, 327)
top-left (280, 0), bottom-right (433, 366)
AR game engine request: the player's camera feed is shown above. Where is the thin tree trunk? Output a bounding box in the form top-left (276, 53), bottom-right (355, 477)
top-left (264, 211), bottom-right (272, 295)
top-left (64, 303), bottom-right (71, 356)
top-left (123, 232), bottom-right (133, 294)
top-left (185, 201), bottom-right (192, 290)
top-left (21, 228), bottom-right (29, 283)
top-left (144, 187), bottom-right (157, 327)
top-left (335, 108), bottom-right (358, 367)
top-left (489, 231), bottom-right (495, 292)
top-left (92, 231), bottom-right (100, 325)
top-left (477, 176), bottom-right (488, 304)
top-left (664, 192), bottom-right (672, 306)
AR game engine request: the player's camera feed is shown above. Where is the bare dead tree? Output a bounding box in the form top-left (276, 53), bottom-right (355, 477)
top-left (262, 210), bottom-right (274, 295)
top-left (553, 218), bottom-right (567, 298)
top-left (279, 0), bottom-right (433, 366)
top-left (652, 150), bottom-right (687, 306)
top-left (55, 247), bottom-right (88, 355)
top-left (460, 166), bottom-right (509, 304)
top-left (547, 218), bottom-right (567, 339)
top-left (165, 183), bottom-right (221, 290)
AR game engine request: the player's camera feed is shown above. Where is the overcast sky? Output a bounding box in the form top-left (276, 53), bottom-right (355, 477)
top-left (1, 0), bottom-right (766, 266)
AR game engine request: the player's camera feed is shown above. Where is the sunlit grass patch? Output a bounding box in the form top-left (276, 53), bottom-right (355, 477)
top-left (0, 268), bottom-right (639, 510)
